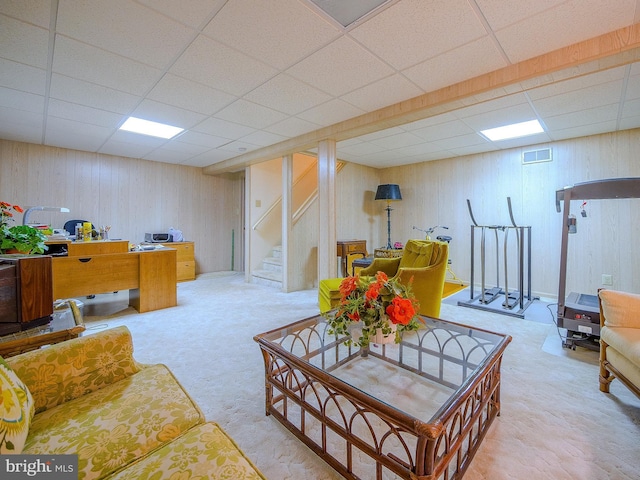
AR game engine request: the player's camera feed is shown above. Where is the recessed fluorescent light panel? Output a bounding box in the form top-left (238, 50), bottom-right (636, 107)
top-left (480, 120), bottom-right (544, 142)
top-left (308, 0), bottom-right (391, 27)
top-left (119, 117), bottom-right (184, 139)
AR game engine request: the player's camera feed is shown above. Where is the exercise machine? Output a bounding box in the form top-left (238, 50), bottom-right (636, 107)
top-left (556, 177), bottom-right (640, 349)
top-left (458, 197), bottom-right (536, 318)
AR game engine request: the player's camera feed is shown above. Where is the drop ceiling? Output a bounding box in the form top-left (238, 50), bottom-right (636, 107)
top-left (1, 0), bottom-right (640, 171)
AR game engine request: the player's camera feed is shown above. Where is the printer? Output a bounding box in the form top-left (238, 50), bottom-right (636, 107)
top-left (144, 233), bottom-right (172, 243)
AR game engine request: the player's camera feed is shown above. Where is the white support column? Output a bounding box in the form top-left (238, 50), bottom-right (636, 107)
top-left (318, 139), bottom-right (337, 282)
top-left (281, 155), bottom-right (293, 292)
top-left (243, 167), bottom-right (252, 283)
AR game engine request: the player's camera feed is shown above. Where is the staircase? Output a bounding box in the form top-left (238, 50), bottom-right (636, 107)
top-left (251, 245), bottom-right (283, 289)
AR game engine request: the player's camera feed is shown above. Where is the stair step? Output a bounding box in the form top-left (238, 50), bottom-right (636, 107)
top-left (251, 269), bottom-right (283, 289)
top-left (263, 256), bottom-right (282, 272)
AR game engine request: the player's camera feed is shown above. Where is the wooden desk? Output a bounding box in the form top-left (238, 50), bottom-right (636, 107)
top-left (336, 240), bottom-right (367, 277)
top-left (48, 241), bottom-right (177, 313)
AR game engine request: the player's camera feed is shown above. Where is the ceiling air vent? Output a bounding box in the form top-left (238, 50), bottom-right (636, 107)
top-left (522, 147), bottom-right (552, 164)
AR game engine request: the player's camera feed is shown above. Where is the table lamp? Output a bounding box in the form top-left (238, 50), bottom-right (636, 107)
top-left (375, 184), bottom-right (402, 249)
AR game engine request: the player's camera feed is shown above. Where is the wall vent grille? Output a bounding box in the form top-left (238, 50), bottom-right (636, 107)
top-left (522, 147), bottom-right (552, 164)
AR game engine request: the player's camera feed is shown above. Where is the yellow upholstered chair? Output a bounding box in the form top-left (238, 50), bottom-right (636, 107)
top-left (319, 239), bottom-right (449, 318)
top-left (360, 239), bottom-right (448, 318)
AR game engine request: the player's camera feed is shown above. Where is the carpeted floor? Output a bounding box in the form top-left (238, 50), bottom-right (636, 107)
top-left (80, 272), bottom-right (640, 480)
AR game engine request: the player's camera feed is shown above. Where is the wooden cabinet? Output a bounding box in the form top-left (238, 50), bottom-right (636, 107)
top-left (160, 242), bottom-right (195, 282)
top-left (336, 240), bottom-right (367, 277)
top-left (0, 255), bottom-right (53, 335)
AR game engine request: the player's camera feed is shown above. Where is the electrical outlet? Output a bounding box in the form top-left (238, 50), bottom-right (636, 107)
top-left (602, 274), bottom-right (613, 285)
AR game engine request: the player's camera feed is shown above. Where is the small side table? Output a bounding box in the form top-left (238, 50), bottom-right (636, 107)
top-left (336, 240), bottom-right (367, 276)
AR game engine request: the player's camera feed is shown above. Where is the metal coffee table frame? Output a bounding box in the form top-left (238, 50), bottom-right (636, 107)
top-left (254, 315), bottom-right (511, 480)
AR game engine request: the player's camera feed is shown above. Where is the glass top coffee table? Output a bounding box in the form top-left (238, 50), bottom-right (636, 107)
top-left (254, 314), bottom-right (511, 480)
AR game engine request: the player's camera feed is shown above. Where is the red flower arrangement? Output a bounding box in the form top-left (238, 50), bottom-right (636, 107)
top-left (324, 271), bottom-right (423, 347)
top-left (0, 201), bottom-right (23, 228)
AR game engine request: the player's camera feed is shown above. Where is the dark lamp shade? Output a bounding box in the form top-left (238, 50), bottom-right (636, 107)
top-left (375, 184), bottom-right (402, 201)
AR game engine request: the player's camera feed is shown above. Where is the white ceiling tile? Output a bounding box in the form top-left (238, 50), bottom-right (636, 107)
top-left (264, 116), bottom-right (322, 138)
top-left (368, 131), bottom-right (425, 149)
top-left (620, 98), bottom-right (640, 119)
top-left (147, 74), bottom-right (235, 116)
top-left (217, 140), bottom-right (261, 154)
top-left (0, 59), bottom-right (46, 94)
top-left (45, 117), bottom-right (112, 151)
top-left (341, 74), bottom-right (424, 111)
top-left (174, 130), bottom-right (232, 149)
top-left (527, 66), bottom-right (627, 100)
top-left (0, 106), bottom-right (43, 143)
top-left (474, 0), bottom-right (566, 31)
top-left (356, 126), bottom-right (406, 142)
top-left (187, 149), bottom-right (236, 167)
top-left (494, 0), bottom-right (637, 63)
top-left (286, 36), bottom-right (395, 96)
top-left (403, 37), bottom-right (507, 93)
top-left (98, 138), bottom-right (158, 158)
top-left (351, 0), bottom-right (486, 70)
top-left (549, 122), bottom-right (618, 141)
top-left (297, 99), bottom-right (366, 127)
top-left (170, 35), bottom-right (278, 96)
top-left (193, 117), bottom-right (255, 139)
top-left (461, 103), bottom-right (539, 131)
top-left (244, 74), bottom-right (332, 116)
top-left (0, 0), bottom-right (52, 28)
top-left (543, 104), bottom-right (620, 131)
top-left (623, 71), bottom-right (640, 101)
top-left (137, 0), bottom-right (226, 29)
top-left (204, 0), bottom-right (341, 70)
top-left (143, 148), bottom-right (195, 164)
top-left (0, 15), bottom-right (49, 68)
top-left (432, 133), bottom-right (488, 150)
top-left (214, 100), bottom-right (289, 129)
top-left (0, 87), bottom-right (43, 113)
top-left (387, 141), bottom-right (444, 158)
top-left (454, 92), bottom-right (529, 118)
top-left (619, 115), bottom-right (640, 131)
top-left (47, 98), bottom-right (122, 128)
top-left (52, 36), bottom-right (162, 96)
top-left (337, 141), bottom-right (387, 157)
top-left (240, 130), bottom-right (289, 147)
top-left (532, 81), bottom-right (625, 117)
top-left (401, 112), bottom-right (459, 131)
top-left (49, 74), bottom-right (140, 114)
top-left (56, 0), bottom-right (196, 69)
top-left (131, 99), bottom-right (207, 130)
top-left (410, 120), bottom-right (476, 142)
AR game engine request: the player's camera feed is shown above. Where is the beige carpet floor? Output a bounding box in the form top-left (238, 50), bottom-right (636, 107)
top-left (80, 272), bottom-right (640, 480)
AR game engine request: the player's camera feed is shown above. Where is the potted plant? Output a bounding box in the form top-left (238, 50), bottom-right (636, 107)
top-left (323, 271), bottom-right (423, 347)
top-left (0, 201), bottom-right (48, 254)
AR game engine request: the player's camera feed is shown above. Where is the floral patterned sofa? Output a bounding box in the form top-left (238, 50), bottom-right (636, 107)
top-left (0, 325), bottom-right (265, 480)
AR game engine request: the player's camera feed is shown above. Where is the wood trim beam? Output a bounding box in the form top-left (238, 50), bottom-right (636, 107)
top-left (203, 23), bottom-right (640, 176)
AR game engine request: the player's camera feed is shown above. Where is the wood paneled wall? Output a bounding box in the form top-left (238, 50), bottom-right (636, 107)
top-left (0, 140), bottom-right (242, 275)
top-left (378, 128), bottom-right (640, 298)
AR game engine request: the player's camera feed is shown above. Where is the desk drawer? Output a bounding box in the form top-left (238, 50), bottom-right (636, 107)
top-left (177, 261), bottom-right (195, 281)
top-left (68, 240), bottom-right (129, 256)
top-left (53, 254), bottom-right (139, 298)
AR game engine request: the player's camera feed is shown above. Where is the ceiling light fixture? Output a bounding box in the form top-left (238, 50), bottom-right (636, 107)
top-left (119, 117), bottom-right (184, 139)
top-left (480, 119), bottom-right (544, 142)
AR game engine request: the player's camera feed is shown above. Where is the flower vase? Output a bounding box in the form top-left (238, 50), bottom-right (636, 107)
top-left (373, 322), bottom-right (397, 344)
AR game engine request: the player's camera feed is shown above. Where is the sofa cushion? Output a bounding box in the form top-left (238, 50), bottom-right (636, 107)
top-left (6, 326), bottom-right (142, 414)
top-left (105, 422), bottom-right (265, 480)
top-left (599, 290), bottom-right (640, 329)
top-left (24, 364), bottom-right (205, 480)
top-left (601, 326), bottom-right (640, 368)
top-left (0, 356), bottom-right (34, 453)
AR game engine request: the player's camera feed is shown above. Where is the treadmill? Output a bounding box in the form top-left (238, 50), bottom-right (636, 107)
top-left (556, 178), bottom-right (640, 349)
